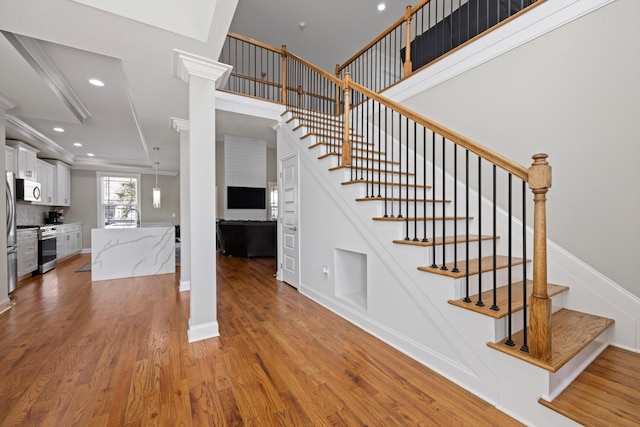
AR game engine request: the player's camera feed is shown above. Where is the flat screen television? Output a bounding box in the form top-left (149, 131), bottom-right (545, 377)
top-left (227, 186), bottom-right (266, 209)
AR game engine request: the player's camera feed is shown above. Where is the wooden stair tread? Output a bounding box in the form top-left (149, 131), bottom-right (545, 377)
top-left (538, 346), bottom-right (640, 426)
top-left (330, 165), bottom-right (414, 176)
top-left (487, 308), bottom-right (614, 372)
top-left (318, 152), bottom-right (397, 164)
top-left (377, 216), bottom-right (469, 222)
top-left (301, 133), bottom-right (370, 143)
top-left (417, 255), bottom-right (528, 278)
top-left (394, 234), bottom-right (492, 247)
top-left (356, 197), bottom-right (449, 203)
top-left (342, 180), bottom-right (431, 189)
top-left (448, 280), bottom-right (569, 319)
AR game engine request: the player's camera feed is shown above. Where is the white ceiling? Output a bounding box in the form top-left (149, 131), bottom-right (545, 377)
top-left (0, 0), bottom-right (410, 175)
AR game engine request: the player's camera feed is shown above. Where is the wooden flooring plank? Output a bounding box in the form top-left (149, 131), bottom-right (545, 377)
top-left (0, 253), bottom-right (524, 426)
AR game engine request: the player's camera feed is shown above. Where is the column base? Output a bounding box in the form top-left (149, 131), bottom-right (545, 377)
top-left (179, 280), bottom-right (191, 292)
top-left (188, 318), bottom-right (220, 343)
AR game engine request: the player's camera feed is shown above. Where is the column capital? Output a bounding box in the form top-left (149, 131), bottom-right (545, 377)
top-left (170, 117), bottom-right (190, 133)
top-left (173, 49), bottom-right (232, 88)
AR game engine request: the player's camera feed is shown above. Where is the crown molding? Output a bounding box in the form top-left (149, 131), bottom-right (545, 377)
top-left (173, 49), bottom-right (232, 88)
top-left (170, 117), bottom-right (190, 133)
top-left (0, 94), bottom-right (17, 111)
top-left (2, 31), bottom-right (91, 123)
top-left (5, 114), bottom-right (75, 164)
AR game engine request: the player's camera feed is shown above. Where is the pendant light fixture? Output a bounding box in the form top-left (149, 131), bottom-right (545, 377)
top-left (153, 147), bottom-right (161, 209)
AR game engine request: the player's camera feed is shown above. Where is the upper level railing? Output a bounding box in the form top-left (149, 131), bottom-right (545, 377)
top-left (218, 33), bottom-right (553, 363)
top-left (336, 0), bottom-right (539, 93)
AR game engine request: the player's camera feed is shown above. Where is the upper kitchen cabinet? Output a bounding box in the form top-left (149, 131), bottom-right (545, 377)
top-left (7, 140), bottom-right (39, 180)
top-left (35, 159), bottom-right (55, 205)
top-left (5, 145), bottom-right (17, 175)
top-left (46, 160), bottom-right (71, 206)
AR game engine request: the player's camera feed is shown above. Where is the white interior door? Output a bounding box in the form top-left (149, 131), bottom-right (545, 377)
top-left (281, 155), bottom-right (299, 288)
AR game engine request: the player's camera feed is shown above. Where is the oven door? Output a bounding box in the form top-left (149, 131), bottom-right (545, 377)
top-left (38, 235), bottom-right (57, 273)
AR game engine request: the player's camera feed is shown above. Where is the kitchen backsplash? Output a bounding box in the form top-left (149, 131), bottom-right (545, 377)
top-left (16, 203), bottom-right (62, 225)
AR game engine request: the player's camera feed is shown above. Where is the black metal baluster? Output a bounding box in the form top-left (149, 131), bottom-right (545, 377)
top-left (377, 101), bottom-right (382, 198)
top-left (413, 121), bottom-right (418, 241)
top-left (521, 180), bottom-right (529, 353)
top-left (452, 144), bottom-right (459, 273)
top-left (390, 110), bottom-right (395, 218)
top-left (404, 117), bottom-right (410, 237)
top-left (476, 158), bottom-right (484, 307)
top-left (464, 150), bottom-right (471, 302)
top-left (423, 127), bottom-right (428, 242)
top-left (398, 114), bottom-right (404, 220)
top-left (491, 165), bottom-right (499, 311)
top-left (505, 174), bottom-right (515, 346)
top-left (383, 105), bottom-right (389, 217)
top-left (440, 136), bottom-right (447, 270)
top-left (431, 132), bottom-right (437, 268)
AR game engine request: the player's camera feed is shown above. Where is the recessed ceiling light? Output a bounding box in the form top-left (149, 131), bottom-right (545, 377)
top-left (53, 127), bottom-right (64, 132)
top-left (87, 153), bottom-right (95, 157)
top-left (378, 3), bottom-right (386, 11)
top-left (73, 142), bottom-right (83, 147)
top-left (88, 78), bottom-right (105, 87)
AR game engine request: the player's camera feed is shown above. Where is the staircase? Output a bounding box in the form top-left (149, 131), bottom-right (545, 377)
top-left (278, 104), bottom-right (639, 426)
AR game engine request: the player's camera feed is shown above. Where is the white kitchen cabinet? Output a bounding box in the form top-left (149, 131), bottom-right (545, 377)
top-left (56, 223), bottom-right (82, 259)
top-left (7, 141), bottom-right (39, 180)
top-left (46, 160), bottom-right (71, 206)
top-left (17, 228), bottom-right (38, 277)
top-left (35, 159), bottom-right (55, 205)
top-left (5, 146), bottom-right (17, 175)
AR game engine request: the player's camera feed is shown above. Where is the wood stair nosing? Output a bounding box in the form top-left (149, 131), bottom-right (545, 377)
top-left (487, 308), bottom-right (614, 373)
top-left (448, 280), bottom-right (570, 319)
top-left (329, 165), bottom-right (414, 176)
top-left (417, 255), bottom-right (529, 279)
top-left (284, 108), bottom-right (341, 121)
top-left (341, 180), bottom-right (432, 189)
top-left (318, 152), bottom-right (398, 164)
top-left (310, 145), bottom-right (386, 156)
top-left (288, 115), bottom-right (345, 127)
top-left (393, 234), bottom-right (492, 248)
top-left (301, 131), bottom-right (366, 141)
top-left (356, 197), bottom-right (450, 203)
top-left (377, 216), bottom-right (471, 222)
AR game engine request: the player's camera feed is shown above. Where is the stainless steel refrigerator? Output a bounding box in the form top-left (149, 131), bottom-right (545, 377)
top-left (6, 172), bottom-right (17, 293)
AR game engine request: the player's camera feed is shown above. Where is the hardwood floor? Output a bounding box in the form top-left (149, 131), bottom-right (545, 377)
top-left (0, 253), bottom-right (523, 426)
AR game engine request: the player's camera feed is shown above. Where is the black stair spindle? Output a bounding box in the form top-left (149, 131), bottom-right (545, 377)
top-left (413, 121), bottom-right (418, 241)
top-left (491, 165), bottom-right (499, 311)
top-left (452, 144), bottom-right (459, 273)
top-left (405, 116), bottom-right (410, 239)
top-left (476, 158), bottom-right (484, 307)
top-left (505, 174), bottom-right (515, 346)
top-left (398, 114), bottom-right (403, 219)
top-left (440, 136), bottom-right (447, 270)
top-left (463, 149), bottom-right (471, 302)
top-left (521, 180), bottom-right (529, 353)
top-left (431, 132), bottom-right (437, 268)
top-left (377, 101), bottom-right (382, 198)
top-left (383, 105), bottom-right (389, 217)
top-left (422, 127), bottom-right (428, 242)
top-left (390, 110), bottom-right (395, 218)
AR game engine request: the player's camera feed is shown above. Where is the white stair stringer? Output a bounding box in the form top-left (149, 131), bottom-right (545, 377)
top-left (273, 108), bottom-right (640, 426)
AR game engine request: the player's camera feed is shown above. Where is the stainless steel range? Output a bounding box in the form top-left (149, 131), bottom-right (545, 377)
top-left (38, 224), bottom-right (57, 274)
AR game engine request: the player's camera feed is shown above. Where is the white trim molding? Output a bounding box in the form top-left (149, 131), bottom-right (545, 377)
top-left (170, 117), bottom-right (190, 133)
top-left (188, 318), bottom-right (219, 343)
top-left (173, 49), bottom-right (233, 87)
top-left (0, 94), bottom-right (17, 111)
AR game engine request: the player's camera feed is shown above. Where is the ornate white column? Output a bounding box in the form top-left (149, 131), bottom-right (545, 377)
top-left (173, 50), bottom-right (231, 342)
top-left (171, 118), bottom-right (191, 292)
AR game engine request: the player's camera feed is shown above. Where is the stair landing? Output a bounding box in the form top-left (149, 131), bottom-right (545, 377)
top-left (488, 308), bottom-right (614, 372)
top-left (539, 346), bottom-right (640, 427)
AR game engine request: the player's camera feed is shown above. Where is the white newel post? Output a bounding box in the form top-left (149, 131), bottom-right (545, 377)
top-left (173, 50), bottom-right (232, 342)
top-left (171, 118), bottom-right (191, 292)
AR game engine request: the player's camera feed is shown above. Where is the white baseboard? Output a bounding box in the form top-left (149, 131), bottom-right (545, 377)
top-left (179, 280), bottom-right (191, 292)
top-left (0, 299), bottom-right (12, 316)
top-left (188, 318), bottom-right (219, 342)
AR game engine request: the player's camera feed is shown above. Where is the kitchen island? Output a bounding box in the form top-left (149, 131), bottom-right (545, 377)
top-left (91, 223), bottom-right (175, 281)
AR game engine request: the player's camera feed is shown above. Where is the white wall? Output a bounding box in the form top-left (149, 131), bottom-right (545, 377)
top-left (222, 135), bottom-right (268, 220)
top-left (400, 0), bottom-right (640, 297)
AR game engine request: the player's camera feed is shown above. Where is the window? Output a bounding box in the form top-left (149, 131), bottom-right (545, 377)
top-left (96, 172), bottom-right (141, 228)
top-left (269, 182), bottom-right (278, 220)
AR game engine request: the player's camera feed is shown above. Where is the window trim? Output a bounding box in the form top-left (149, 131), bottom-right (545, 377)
top-left (96, 172), bottom-right (141, 229)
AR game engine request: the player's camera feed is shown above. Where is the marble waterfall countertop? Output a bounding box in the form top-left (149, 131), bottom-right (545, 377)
top-left (91, 223), bottom-right (175, 281)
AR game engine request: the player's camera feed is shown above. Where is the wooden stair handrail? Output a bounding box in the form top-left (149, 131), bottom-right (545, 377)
top-left (227, 32), bottom-right (282, 53)
top-left (347, 78), bottom-right (529, 181)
